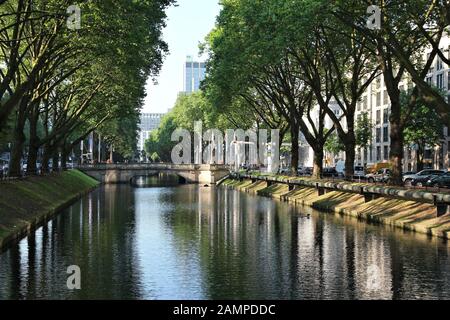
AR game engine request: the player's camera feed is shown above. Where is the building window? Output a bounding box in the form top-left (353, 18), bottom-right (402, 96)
top-left (376, 92), bottom-right (381, 106)
top-left (437, 57), bottom-right (443, 70)
top-left (384, 146), bottom-right (389, 161)
top-left (448, 72), bottom-right (450, 90)
top-left (376, 128), bottom-right (381, 143)
top-left (377, 146), bottom-right (381, 161)
top-left (383, 126), bottom-right (389, 142)
top-left (383, 109), bottom-right (389, 124)
top-left (362, 96), bottom-right (367, 109)
top-left (376, 110), bottom-right (381, 125)
top-left (383, 92), bottom-right (389, 105)
top-left (437, 73), bottom-right (444, 89)
top-left (426, 76), bottom-right (433, 85)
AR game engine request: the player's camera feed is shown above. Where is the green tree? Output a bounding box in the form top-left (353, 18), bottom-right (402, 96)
top-left (332, 0), bottom-right (446, 184)
top-left (1, 0), bottom-right (174, 175)
top-left (403, 96), bottom-right (444, 171)
top-left (144, 114), bottom-right (177, 163)
top-left (324, 132), bottom-right (345, 157)
top-left (355, 112), bottom-right (373, 150)
top-left (203, 0), bottom-right (340, 177)
top-left (144, 92), bottom-right (226, 162)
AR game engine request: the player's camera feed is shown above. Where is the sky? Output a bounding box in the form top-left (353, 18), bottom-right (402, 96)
top-left (142, 0), bottom-right (221, 114)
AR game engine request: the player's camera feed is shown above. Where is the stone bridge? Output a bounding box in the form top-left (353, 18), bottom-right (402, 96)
top-left (78, 163), bottom-right (230, 184)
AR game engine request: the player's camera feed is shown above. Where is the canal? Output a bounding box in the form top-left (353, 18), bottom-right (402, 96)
top-left (1, 177), bottom-right (450, 300)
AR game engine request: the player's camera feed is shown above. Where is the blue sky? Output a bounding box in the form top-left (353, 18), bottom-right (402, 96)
top-left (143, 0), bottom-right (221, 114)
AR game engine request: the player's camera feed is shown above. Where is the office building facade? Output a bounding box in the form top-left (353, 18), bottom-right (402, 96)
top-left (183, 55), bottom-right (206, 93)
top-left (299, 37), bottom-right (450, 172)
top-left (138, 113), bottom-right (166, 153)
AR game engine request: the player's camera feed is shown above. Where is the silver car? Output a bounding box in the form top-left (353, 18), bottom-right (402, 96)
top-left (403, 169), bottom-right (445, 185)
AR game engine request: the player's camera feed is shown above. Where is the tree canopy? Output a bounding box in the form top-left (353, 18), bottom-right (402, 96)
top-left (0, 0), bottom-right (174, 175)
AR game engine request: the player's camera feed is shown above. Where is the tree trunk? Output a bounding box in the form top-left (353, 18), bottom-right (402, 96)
top-left (9, 127), bottom-right (25, 177)
top-left (27, 142), bottom-right (39, 176)
top-left (52, 150), bottom-right (59, 173)
top-left (290, 121), bottom-right (299, 175)
top-left (61, 143), bottom-right (68, 171)
top-left (41, 143), bottom-right (53, 173)
top-left (390, 119), bottom-right (404, 185)
top-left (344, 138), bottom-right (356, 181)
top-left (417, 144), bottom-right (424, 172)
top-left (27, 114), bottom-right (40, 175)
top-left (312, 147), bottom-right (324, 179)
top-left (9, 113), bottom-right (26, 177)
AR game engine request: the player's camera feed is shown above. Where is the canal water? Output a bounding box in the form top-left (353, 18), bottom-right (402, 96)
top-left (1, 177), bottom-right (450, 300)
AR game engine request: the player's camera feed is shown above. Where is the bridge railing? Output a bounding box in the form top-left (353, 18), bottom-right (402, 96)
top-left (233, 173), bottom-right (450, 217)
top-left (77, 163), bottom-right (231, 171)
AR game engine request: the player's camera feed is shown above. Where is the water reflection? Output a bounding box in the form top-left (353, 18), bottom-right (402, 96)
top-left (0, 185), bottom-right (141, 299)
top-left (0, 183), bottom-right (449, 300)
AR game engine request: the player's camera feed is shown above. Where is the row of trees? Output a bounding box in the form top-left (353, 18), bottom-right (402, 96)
top-left (200, 0), bottom-right (449, 184)
top-left (0, 0), bottom-right (173, 176)
top-left (145, 92), bottom-right (241, 162)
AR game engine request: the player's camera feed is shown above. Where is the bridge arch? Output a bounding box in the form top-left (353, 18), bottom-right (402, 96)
top-left (130, 172), bottom-right (187, 186)
top-left (78, 164), bottom-right (230, 185)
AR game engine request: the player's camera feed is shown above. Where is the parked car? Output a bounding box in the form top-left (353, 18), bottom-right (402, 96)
top-left (366, 162), bottom-right (391, 174)
top-left (366, 168), bottom-right (392, 183)
top-left (279, 168), bottom-right (291, 175)
top-left (408, 170), bottom-right (445, 187)
top-left (302, 167), bottom-right (313, 176)
top-left (341, 165), bottom-right (365, 178)
top-left (426, 172), bottom-right (450, 188)
top-left (322, 167), bottom-right (339, 178)
top-left (354, 165), bottom-right (365, 178)
top-left (403, 169), bottom-right (440, 184)
top-left (0, 160), bottom-right (8, 177)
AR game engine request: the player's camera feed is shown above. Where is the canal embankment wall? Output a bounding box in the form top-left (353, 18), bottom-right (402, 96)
top-left (222, 177), bottom-right (450, 240)
top-left (0, 170), bottom-right (100, 251)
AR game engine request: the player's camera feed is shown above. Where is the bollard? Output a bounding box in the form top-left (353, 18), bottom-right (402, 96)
top-left (316, 183), bottom-right (325, 196)
top-left (434, 195), bottom-right (450, 217)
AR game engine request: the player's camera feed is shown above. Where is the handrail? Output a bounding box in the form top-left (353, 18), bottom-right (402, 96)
top-left (77, 163), bottom-right (230, 171)
top-left (234, 173), bottom-right (450, 205)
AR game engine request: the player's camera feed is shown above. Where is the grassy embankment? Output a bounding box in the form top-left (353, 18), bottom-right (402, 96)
top-left (222, 178), bottom-right (450, 240)
top-left (0, 170), bottom-right (99, 249)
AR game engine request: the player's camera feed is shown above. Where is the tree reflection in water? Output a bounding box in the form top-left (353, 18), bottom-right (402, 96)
top-left (0, 183), bottom-right (449, 300)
